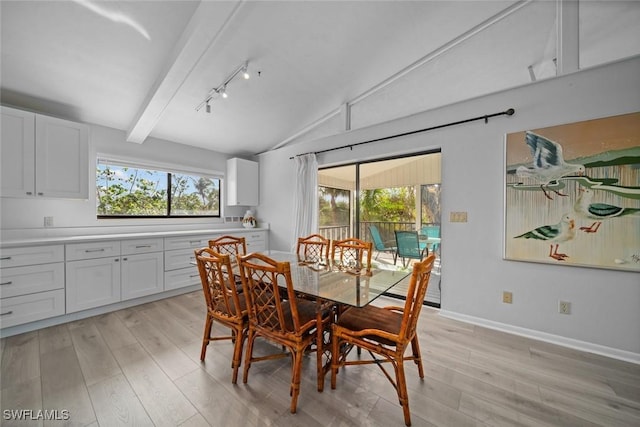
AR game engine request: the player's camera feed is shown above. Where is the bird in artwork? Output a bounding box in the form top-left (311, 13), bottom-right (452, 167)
top-left (514, 214), bottom-right (576, 261)
top-left (516, 132), bottom-right (585, 200)
top-left (574, 187), bottom-right (640, 233)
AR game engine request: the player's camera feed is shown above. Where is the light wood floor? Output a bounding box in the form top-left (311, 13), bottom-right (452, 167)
top-left (1, 291), bottom-right (639, 426)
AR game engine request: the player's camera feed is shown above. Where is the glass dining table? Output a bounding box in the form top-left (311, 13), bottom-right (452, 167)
top-left (262, 250), bottom-right (411, 307)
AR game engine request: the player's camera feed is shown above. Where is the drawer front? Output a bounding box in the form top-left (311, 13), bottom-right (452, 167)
top-left (121, 238), bottom-right (163, 255)
top-left (243, 231), bottom-right (267, 252)
top-left (0, 289), bottom-right (65, 329)
top-left (0, 263), bottom-right (64, 299)
top-left (164, 235), bottom-right (214, 251)
top-left (66, 241), bottom-right (121, 261)
top-left (164, 267), bottom-right (201, 291)
top-left (164, 248), bottom-right (198, 271)
top-left (246, 238), bottom-right (266, 252)
top-left (0, 245), bottom-right (64, 268)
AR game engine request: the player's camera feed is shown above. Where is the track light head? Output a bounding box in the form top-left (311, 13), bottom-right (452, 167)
top-left (196, 60), bottom-right (250, 112)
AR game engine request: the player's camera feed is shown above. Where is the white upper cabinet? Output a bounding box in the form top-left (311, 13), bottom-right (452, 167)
top-left (1, 106), bottom-right (89, 199)
top-left (226, 157), bottom-right (258, 206)
top-left (1, 107), bottom-right (35, 197)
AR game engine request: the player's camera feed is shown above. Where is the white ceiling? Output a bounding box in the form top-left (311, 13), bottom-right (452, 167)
top-left (1, 1), bottom-right (638, 157)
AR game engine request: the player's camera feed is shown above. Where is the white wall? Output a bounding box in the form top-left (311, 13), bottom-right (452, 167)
top-left (258, 56), bottom-right (640, 362)
top-left (0, 123), bottom-right (252, 239)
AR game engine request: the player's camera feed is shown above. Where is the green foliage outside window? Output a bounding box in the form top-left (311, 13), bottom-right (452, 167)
top-left (97, 161), bottom-right (220, 217)
top-left (360, 187), bottom-right (416, 222)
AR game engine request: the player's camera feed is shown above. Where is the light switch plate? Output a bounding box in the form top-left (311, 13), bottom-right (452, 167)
top-left (450, 211), bottom-right (468, 222)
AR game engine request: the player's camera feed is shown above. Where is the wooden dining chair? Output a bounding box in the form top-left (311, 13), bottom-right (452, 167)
top-left (209, 235), bottom-right (247, 292)
top-left (208, 235), bottom-right (247, 258)
top-left (238, 252), bottom-right (332, 413)
top-left (296, 233), bottom-right (330, 263)
top-left (330, 253), bottom-right (436, 426)
top-left (194, 247), bottom-right (248, 384)
top-left (331, 237), bottom-right (373, 273)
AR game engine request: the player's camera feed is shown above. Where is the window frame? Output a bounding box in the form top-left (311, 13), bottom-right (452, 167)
top-left (96, 155), bottom-right (223, 219)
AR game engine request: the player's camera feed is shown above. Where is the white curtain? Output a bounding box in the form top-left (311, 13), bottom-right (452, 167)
top-left (291, 153), bottom-right (318, 252)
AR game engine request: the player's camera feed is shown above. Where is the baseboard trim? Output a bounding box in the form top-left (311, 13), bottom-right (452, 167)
top-left (439, 310), bottom-right (640, 365)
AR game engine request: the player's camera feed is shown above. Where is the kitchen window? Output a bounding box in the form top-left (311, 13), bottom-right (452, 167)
top-left (96, 158), bottom-right (221, 218)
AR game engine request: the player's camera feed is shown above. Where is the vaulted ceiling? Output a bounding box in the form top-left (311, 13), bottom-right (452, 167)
top-left (1, 1), bottom-right (638, 157)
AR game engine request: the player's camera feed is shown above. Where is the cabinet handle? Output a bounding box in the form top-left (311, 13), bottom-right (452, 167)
top-left (26, 191), bottom-right (33, 195)
top-left (0, 256), bottom-right (11, 260)
top-left (0, 281), bottom-right (12, 286)
top-left (122, 258), bottom-right (128, 261)
top-left (190, 274), bottom-right (199, 278)
top-left (115, 258), bottom-right (120, 262)
top-left (37, 192), bottom-right (44, 196)
top-left (135, 245), bottom-right (152, 248)
top-left (0, 311), bottom-right (13, 316)
top-left (85, 248), bottom-right (105, 253)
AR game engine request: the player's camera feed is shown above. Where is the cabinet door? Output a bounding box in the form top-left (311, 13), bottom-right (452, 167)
top-left (1, 106), bottom-right (35, 197)
top-left (66, 257), bottom-right (121, 313)
top-left (121, 252), bottom-right (164, 300)
top-left (35, 114), bottom-right (89, 199)
top-left (227, 158), bottom-right (259, 206)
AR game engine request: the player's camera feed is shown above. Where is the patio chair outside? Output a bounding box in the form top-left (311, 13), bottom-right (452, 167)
top-left (369, 225), bottom-right (397, 263)
top-left (394, 230), bottom-right (428, 268)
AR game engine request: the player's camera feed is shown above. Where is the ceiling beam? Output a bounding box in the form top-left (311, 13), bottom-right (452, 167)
top-left (126, 0), bottom-right (245, 144)
top-left (556, 0), bottom-right (579, 75)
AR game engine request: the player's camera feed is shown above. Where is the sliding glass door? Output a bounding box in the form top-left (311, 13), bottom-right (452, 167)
top-left (318, 151), bottom-right (442, 306)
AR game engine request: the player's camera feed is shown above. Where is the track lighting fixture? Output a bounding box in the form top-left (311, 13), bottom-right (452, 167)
top-left (196, 61), bottom-right (250, 112)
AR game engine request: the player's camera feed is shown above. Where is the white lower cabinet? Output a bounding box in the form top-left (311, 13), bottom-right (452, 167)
top-left (164, 234), bottom-right (213, 291)
top-left (1, 229), bottom-right (267, 331)
top-left (121, 252), bottom-right (163, 300)
top-left (0, 290), bottom-right (65, 328)
top-left (244, 231), bottom-right (267, 252)
top-left (66, 256), bottom-right (121, 313)
top-left (0, 245), bottom-right (65, 328)
top-left (66, 238), bottom-right (165, 312)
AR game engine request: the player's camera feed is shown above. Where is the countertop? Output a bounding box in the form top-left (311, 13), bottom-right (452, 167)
top-left (0, 227), bottom-right (269, 248)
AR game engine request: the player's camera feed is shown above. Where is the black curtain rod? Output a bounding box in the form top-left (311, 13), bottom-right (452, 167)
top-left (290, 108), bottom-right (515, 159)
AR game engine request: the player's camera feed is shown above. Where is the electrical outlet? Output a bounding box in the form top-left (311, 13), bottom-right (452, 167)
top-left (559, 301), bottom-right (571, 314)
top-left (44, 216), bottom-right (54, 227)
top-left (503, 291), bottom-right (513, 304)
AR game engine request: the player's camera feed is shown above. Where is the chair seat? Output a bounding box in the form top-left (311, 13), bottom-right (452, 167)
top-left (212, 293), bottom-right (247, 316)
top-left (337, 305), bottom-right (402, 346)
top-left (281, 299), bottom-right (329, 333)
